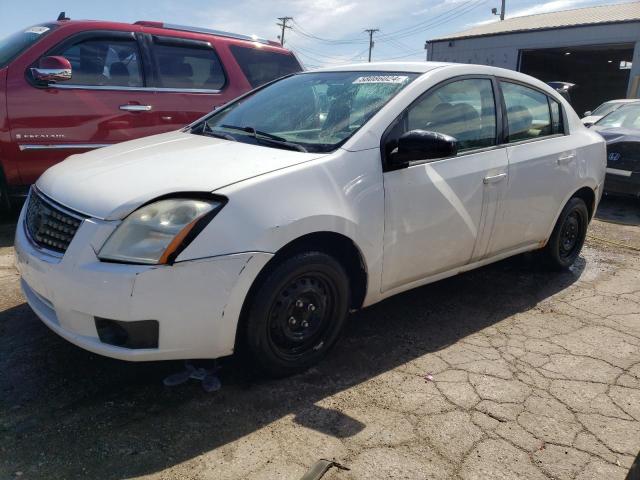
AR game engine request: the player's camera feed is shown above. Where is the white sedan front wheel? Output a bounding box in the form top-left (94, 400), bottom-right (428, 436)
top-left (243, 251), bottom-right (351, 377)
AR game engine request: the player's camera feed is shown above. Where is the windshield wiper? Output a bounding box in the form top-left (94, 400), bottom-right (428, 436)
top-left (220, 124), bottom-right (286, 141)
top-left (199, 122), bottom-right (237, 142)
top-left (220, 124), bottom-right (307, 152)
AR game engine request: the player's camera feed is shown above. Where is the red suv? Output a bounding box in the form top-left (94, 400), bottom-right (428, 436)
top-left (0, 15), bottom-right (302, 209)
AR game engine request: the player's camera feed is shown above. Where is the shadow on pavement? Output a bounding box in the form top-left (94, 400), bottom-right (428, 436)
top-left (0, 251), bottom-right (586, 479)
top-left (627, 449), bottom-right (640, 480)
top-left (0, 208), bottom-right (18, 248)
top-left (596, 195), bottom-right (640, 226)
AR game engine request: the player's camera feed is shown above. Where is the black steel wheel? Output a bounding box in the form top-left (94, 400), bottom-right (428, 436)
top-left (542, 197), bottom-right (589, 270)
top-left (558, 210), bottom-right (582, 260)
top-left (243, 251), bottom-right (350, 377)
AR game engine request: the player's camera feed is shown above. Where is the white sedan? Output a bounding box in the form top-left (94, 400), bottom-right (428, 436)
top-left (15, 62), bottom-right (606, 376)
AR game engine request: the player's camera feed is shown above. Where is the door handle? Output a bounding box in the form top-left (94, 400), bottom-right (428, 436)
top-left (557, 153), bottom-right (576, 165)
top-left (119, 104), bottom-right (152, 112)
top-left (483, 172), bottom-right (507, 184)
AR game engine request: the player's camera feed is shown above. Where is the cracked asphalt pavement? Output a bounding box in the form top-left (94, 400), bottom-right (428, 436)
top-left (1, 196), bottom-right (639, 480)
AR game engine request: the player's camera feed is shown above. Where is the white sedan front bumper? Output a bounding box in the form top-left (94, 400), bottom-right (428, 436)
top-left (14, 207), bottom-right (272, 361)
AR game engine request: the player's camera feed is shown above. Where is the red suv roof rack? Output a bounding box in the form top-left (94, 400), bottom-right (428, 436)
top-left (134, 21), bottom-right (276, 46)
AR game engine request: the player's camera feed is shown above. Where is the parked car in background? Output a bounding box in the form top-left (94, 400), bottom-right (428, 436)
top-left (0, 14), bottom-right (302, 209)
top-left (15, 62), bottom-right (605, 376)
top-left (592, 103), bottom-right (640, 198)
top-left (582, 99), bottom-right (640, 127)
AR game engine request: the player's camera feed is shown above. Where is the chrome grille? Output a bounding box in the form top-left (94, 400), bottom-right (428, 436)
top-left (25, 189), bottom-right (84, 254)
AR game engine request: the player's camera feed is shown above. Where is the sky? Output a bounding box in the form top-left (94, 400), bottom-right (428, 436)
top-left (1, 0), bottom-right (637, 67)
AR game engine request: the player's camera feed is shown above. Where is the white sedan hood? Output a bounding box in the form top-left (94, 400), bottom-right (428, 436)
top-left (37, 131), bottom-right (324, 220)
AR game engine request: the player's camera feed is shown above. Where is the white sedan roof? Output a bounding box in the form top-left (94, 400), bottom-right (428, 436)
top-left (307, 61), bottom-right (548, 86)
top-left (310, 61), bottom-right (452, 73)
top-left (306, 61), bottom-right (558, 96)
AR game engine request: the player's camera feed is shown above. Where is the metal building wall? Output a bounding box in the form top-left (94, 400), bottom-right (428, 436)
top-left (427, 22), bottom-right (640, 98)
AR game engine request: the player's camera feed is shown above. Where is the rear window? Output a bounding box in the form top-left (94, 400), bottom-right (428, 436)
top-left (501, 82), bottom-right (553, 142)
top-left (152, 39), bottom-right (226, 90)
top-left (0, 24), bottom-right (56, 68)
top-left (229, 45), bottom-right (302, 88)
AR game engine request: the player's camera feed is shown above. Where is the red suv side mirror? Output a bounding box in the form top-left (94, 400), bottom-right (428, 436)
top-left (31, 56), bottom-right (73, 84)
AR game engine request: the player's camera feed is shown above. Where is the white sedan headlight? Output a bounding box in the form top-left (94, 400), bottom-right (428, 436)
top-left (98, 198), bottom-right (223, 265)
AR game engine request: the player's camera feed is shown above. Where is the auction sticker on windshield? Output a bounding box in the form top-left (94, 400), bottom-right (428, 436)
top-left (353, 75), bottom-right (409, 84)
top-left (24, 27), bottom-right (50, 35)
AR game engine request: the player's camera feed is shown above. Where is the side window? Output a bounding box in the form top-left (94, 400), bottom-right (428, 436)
top-left (501, 82), bottom-right (552, 142)
top-left (550, 99), bottom-right (564, 135)
top-left (58, 37), bottom-right (142, 87)
top-left (152, 39), bottom-right (226, 90)
top-left (405, 78), bottom-right (497, 151)
top-left (229, 45), bottom-right (302, 88)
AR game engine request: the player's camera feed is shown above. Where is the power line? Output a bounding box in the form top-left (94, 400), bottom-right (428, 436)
top-left (291, 48), bottom-right (343, 67)
top-left (287, 0), bottom-right (486, 49)
top-left (349, 47), bottom-right (370, 61)
top-left (284, 0), bottom-right (488, 65)
top-left (289, 27), bottom-right (421, 64)
top-left (376, 50), bottom-right (426, 61)
top-left (376, 0), bottom-right (488, 40)
top-left (364, 28), bottom-right (379, 62)
top-left (290, 20), bottom-right (368, 45)
top-left (376, 0), bottom-right (484, 39)
top-left (292, 49), bottom-right (329, 65)
top-left (288, 42), bottom-right (361, 61)
top-left (379, 36), bottom-right (419, 54)
top-left (289, 43), bottom-right (370, 66)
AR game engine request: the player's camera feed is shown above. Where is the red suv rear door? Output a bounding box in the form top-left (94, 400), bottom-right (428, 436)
top-left (7, 29), bottom-right (165, 184)
top-left (140, 32), bottom-right (245, 129)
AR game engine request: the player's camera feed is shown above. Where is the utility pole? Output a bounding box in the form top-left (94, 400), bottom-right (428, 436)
top-left (277, 17), bottom-right (293, 46)
top-left (492, 0), bottom-right (506, 20)
top-left (365, 28), bottom-right (379, 62)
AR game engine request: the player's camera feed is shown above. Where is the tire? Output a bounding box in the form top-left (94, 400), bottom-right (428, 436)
top-left (243, 251), bottom-right (351, 378)
top-left (541, 197), bottom-right (589, 270)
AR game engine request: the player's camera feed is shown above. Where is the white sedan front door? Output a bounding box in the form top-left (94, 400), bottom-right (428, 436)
top-left (381, 77), bottom-right (509, 292)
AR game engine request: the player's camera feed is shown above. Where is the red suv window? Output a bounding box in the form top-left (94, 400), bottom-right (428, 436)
top-left (229, 45), bottom-right (302, 88)
top-left (151, 37), bottom-right (226, 90)
top-left (59, 37), bottom-right (143, 87)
